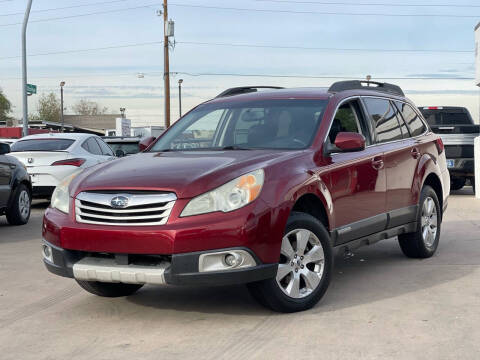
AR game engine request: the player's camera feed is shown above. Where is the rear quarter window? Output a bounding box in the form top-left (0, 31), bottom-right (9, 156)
top-left (10, 139), bottom-right (75, 152)
top-left (396, 102), bottom-right (427, 137)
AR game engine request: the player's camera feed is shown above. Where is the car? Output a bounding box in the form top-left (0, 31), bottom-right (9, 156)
top-left (0, 138), bottom-right (18, 146)
top-left (102, 136), bottom-right (141, 157)
top-left (418, 106), bottom-right (479, 192)
top-left (9, 133), bottom-right (115, 198)
top-left (41, 81), bottom-right (449, 312)
top-left (0, 142), bottom-right (32, 225)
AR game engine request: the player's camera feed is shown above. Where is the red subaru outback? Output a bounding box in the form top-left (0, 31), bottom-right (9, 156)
top-left (42, 81), bottom-right (449, 312)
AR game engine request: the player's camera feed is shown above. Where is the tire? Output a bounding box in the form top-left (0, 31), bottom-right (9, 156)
top-left (75, 280), bottom-right (143, 297)
top-left (6, 183), bottom-right (31, 225)
top-left (398, 185), bottom-right (441, 259)
top-left (247, 212), bottom-right (333, 313)
top-left (450, 177), bottom-right (466, 191)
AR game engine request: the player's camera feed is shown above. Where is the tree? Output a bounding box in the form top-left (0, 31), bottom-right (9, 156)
top-left (36, 92), bottom-right (61, 123)
top-left (0, 88), bottom-right (13, 125)
top-left (72, 99), bottom-right (108, 115)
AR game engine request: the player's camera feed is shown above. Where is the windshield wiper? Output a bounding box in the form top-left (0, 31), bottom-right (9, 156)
top-left (220, 146), bottom-right (252, 150)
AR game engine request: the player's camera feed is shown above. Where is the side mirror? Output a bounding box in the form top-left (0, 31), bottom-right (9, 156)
top-left (139, 136), bottom-right (156, 152)
top-left (0, 142), bottom-right (11, 155)
top-left (334, 132), bottom-right (366, 152)
top-left (115, 149), bottom-right (125, 158)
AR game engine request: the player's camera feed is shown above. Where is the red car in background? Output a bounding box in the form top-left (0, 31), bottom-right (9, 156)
top-left (42, 81), bottom-right (449, 312)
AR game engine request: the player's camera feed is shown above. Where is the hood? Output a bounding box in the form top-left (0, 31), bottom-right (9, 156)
top-left (71, 150), bottom-right (304, 199)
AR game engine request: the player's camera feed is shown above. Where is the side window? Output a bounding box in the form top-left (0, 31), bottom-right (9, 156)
top-left (96, 138), bottom-right (114, 156)
top-left (83, 137), bottom-right (102, 155)
top-left (396, 102), bottom-right (427, 137)
top-left (364, 98), bottom-right (402, 144)
top-left (328, 101), bottom-right (362, 143)
top-left (392, 101), bottom-right (410, 138)
top-left (233, 108), bottom-right (265, 144)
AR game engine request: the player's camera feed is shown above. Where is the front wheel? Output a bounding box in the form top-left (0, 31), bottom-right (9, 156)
top-left (6, 184), bottom-right (31, 225)
top-left (398, 185), bottom-right (441, 258)
top-left (247, 212), bottom-right (333, 313)
top-left (76, 280), bottom-right (143, 297)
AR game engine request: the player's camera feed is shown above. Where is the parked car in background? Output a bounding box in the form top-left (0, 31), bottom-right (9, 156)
top-left (0, 138), bottom-right (18, 146)
top-left (0, 142), bottom-right (32, 225)
top-left (102, 136), bottom-right (140, 157)
top-left (42, 82), bottom-right (449, 312)
top-left (419, 106), bottom-right (479, 192)
top-left (9, 133), bottom-right (115, 197)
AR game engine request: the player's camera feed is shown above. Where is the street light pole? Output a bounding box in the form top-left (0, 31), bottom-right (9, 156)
top-left (163, 0), bottom-right (171, 128)
top-left (178, 79), bottom-right (183, 118)
top-left (21, 0), bottom-right (33, 137)
top-left (60, 81), bottom-right (65, 132)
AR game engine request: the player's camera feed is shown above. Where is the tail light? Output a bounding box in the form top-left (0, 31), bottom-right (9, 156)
top-left (51, 158), bottom-right (86, 167)
top-left (423, 106), bottom-right (443, 110)
top-left (435, 138), bottom-right (444, 155)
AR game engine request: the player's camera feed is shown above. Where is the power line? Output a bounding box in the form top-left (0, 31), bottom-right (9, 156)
top-left (169, 3), bottom-right (480, 18)
top-left (253, 0), bottom-right (480, 8)
top-left (177, 40), bottom-right (473, 53)
top-left (0, 3), bottom-right (160, 27)
top-left (0, 39), bottom-right (472, 60)
top-left (0, 0), bottom-right (134, 17)
top-left (0, 41), bottom-right (162, 59)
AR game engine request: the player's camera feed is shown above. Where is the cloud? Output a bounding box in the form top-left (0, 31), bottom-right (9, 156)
top-left (406, 89), bottom-right (479, 95)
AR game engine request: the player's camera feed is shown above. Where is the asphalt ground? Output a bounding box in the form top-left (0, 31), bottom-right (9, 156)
top-left (1, 188), bottom-right (479, 360)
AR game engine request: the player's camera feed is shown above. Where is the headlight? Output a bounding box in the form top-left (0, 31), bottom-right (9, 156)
top-left (51, 172), bottom-right (80, 214)
top-left (181, 169), bottom-right (265, 217)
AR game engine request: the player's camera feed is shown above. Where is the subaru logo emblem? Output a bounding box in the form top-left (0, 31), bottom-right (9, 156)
top-left (27, 158), bottom-right (33, 164)
top-left (111, 196), bottom-right (129, 208)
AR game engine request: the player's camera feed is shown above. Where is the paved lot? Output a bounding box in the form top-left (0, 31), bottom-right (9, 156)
top-left (1, 189), bottom-right (479, 360)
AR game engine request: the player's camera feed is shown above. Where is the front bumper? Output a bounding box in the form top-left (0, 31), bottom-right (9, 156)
top-left (42, 239), bottom-right (277, 286)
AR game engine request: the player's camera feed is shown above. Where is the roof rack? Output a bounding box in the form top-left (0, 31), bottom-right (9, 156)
top-left (216, 86), bottom-right (284, 98)
top-left (328, 80), bottom-right (405, 97)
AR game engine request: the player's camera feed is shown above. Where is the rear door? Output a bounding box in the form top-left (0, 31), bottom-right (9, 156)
top-left (326, 98), bottom-right (387, 244)
top-left (0, 154), bottom-right (12, 207)
top-left (363, 98), bottom-right (420, 227)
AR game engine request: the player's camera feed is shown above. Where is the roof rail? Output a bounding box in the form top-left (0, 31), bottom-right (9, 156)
top-left (328, 80), bottom-right (405, 97)
top-left (216, 86), bottom-right (284, 98)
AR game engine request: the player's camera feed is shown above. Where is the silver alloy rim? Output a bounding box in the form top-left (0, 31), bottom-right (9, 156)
top-left (421, 197), bottom-right (438, 248)
top-left (276, 229), bottom-right (325, 299)
top-left (19, 190), bottom-right (30, 219)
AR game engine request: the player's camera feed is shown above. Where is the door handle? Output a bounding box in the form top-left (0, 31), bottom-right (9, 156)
top-left (371, 156), bottom-right (384, 170)
top-left (411, 147), bottom-right (421, 159)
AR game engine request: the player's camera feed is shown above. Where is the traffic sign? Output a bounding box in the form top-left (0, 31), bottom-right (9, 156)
top-left (26, 83), bottom-right (37, 95)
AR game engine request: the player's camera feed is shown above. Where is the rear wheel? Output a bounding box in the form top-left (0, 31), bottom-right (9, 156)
top-left (75, 280), bottom-right (143, 297)
top-left (450, 177), bottom-right (466, 191)
top-left (6, 184), bottom-right (31, 225)
top-left (398, 185), bottom-right (441, 258)
top-left (247, 212), bottom-right (332, 313)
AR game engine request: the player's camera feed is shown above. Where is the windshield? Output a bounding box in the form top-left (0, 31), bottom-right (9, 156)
top-left (150, 99), bottom-right (328, 152)
top-left (107, 142), bottom-right (140, 155)
top-left (11, 139), bottom-right (75, 152)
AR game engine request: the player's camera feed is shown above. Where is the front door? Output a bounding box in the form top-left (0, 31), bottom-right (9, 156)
top-left (0, 154), bottom-right (13, 207)
top-left (325, 98), bottom-right (387, 245)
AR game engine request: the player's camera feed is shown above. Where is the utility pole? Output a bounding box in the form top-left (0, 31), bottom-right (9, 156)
top-left (21, 0), bottom-right (33, 137)
top-left (60, 81), bottom-right (65, 132)
top-left (163, 0), bottom-right (171, 128)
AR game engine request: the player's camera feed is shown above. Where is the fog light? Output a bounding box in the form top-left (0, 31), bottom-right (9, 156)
top-left (42, 244), bottom-right (53, 262)
top-left (225, 253), bottom-right (241, 267)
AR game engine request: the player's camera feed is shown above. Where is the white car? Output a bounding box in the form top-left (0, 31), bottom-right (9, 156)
top-left (9, 133), bottom-right (115, 197)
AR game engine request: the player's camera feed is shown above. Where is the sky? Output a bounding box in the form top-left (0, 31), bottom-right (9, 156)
top-left (1, 0), bottom-right (480, 127)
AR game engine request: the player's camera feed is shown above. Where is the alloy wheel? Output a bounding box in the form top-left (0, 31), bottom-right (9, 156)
top-left (19, 190), bottom-right (30, 220)
top-left (421, 196), bottom-right (438, 248)
top-left (276, 229), bottom-right (325, 299)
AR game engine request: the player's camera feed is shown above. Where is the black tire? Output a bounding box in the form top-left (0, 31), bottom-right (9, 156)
top-left (6, 183), bottom-right (31, 225)
top-left (471, 178), bottom-right (475, 195)
top-left (75, 280), bottom-right (143, 297)
top-left (450, 177), bottom-right (466, 191)
top-left (398, 185), bottom-right (441, 259)
top-left (247, 212), bottom-right (333, 313)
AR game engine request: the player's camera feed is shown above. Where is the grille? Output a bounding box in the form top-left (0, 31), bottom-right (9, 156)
top-left (75, 192), bottom-right (176, 226)
top-left (445, 145), bottom-right (474, 159)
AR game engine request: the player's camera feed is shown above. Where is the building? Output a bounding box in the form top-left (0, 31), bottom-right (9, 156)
top-left (63, 114), bottom-right (122, 133)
